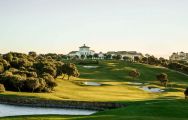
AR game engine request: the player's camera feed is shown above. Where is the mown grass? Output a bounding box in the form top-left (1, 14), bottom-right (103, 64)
top-left (1, 99), bottom-right (188, 120)
top-left (1, 60), bottom-right (188, 120)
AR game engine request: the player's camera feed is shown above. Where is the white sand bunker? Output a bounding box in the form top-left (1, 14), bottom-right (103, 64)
top-left (83, 66), bottom-right (99, 69)
top-left (127, 82), bottom-right (143, 85)
top-left (83, 82), bottom-right (101, 86)
top-left (140, 86), bottom-right (164, 93)
top-left (0, 104), bottom-right (96, 117)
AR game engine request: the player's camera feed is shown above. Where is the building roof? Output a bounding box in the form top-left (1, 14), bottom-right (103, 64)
top-left (79, 44), bottom-right (90, 48)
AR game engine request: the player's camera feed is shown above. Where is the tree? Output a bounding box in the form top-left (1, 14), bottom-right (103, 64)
top-left (134, 56), bottom-right (140, 62)
top-left (93, 54), bottom-right (99, 59)
top-left (0, 52), bottom-right (84, 93)
top-left (37, 78), bottom-right (46, 92)
top-left (0, 63), bottom-right (4, 74)
top-left (148, 56), bottom-right (159, 65)
top-left (141, 57), bottom-right (148, 64)
top-left (156, 73), bottom-right (168, 87)
top-left (123, 56), bottom-right (132, 62)
top-left (42, 66), bottom-right (56, 77)
top-left (116, 55), bottom-right (122, 60)
top-left (0, 59), bottom-right (10, 70)
top-left (9, 74), bottom-right (26, 92)
top-left (3, 53), bottom-right (13, 62)
top-left (62, 63), bottom-right (80, 80)
top-left (25, 77), bottom-right (40, 92)
top-left (129, 69), bottom-right (140, 80)
top-left (61, 55), bottom-right (68, 60)
top-left (42, 73), bottom-right (57, 91)
top-left (73, 55), bottom-right (79, 60)
top-left (18, 58), bottom-right (33, 68)
top-left (54, 61), bottom-right (64, 78)
top-left (106, 54), bottom-right (112, 60)
top-left (28, 51), bottom-right (37, 58)
top-left (184, 88), bottom-right (188, 99)
top-left (87, 55), bottom-right (93, 59)
top-left (81, 55), bottom-right (85, 59)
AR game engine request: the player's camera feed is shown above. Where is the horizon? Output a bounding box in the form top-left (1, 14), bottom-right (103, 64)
top-left (1, 0), bottom-right (188, 59)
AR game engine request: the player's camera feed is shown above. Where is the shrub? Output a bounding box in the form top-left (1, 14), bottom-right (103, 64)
top-left (54, 61), bottom-right (64, 77)
top-left (0, 63), bottom-right (4, 74)
top-left (129, 69), bottom-right (140, 80)
top-left (28, 51), bottom-right (37, 58)
top-left (0, 59), bottom-right (10, 70)
top-left (156, 73), bottom-right (168, 87)
top-left (18, 58), bottom-right (33, 68)
top-left (8, 68), bottom-right (19, 73)
top-left (184, 88), bottom-right (188, 99)
top-left (7, 74), bottom-right (26, 91)
top-left (42, 73), bottom-right (57, 91)
top-left (0, 84), bottom-right (5, 92)
top-left (26, 71), bottom-right (38, 78)
top-left (62, 63), bottom-right (80, 80)
top-left (37, 78), bottom-right (46, 92)
top-left (3, 53), bottom-right (13, 62)
top-left (14, 71), bottom-right (37, 78)
top-left (25, 77), bottom-right (40, 92)
top-left (42, 66), bottom-right (56, 77)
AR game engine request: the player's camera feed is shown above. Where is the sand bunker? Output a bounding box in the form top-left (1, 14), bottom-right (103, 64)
top-left (83, 66), bottom-right (99, 69)
top-left (127, 82), bottom-right (143, 85)
top-left (83, 82), bottom-right (101, 86)
top-left (140, 86), bottom-right (164, 93)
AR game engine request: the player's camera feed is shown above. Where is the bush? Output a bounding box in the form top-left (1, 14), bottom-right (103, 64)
top-left (0, 84), bottom-right (5, 92)
top-left (0, 59), bottom-right (10, 70)
top-left (129, 69), bottom-right (140, 80)
top-left (14, 71), bottom-right (37, 78)
top-left (184, 88), bottom-right (188, 99)
top-left (42, 66), bottom-right (56, 77)
top-left (156, 73), bottom-right (168, 87)
top-left (0, 63), bottom-right (4, 74)
top-left (3, 53), bottom-right (13, 62)
top-left (42, 73), bottom-right (57, 91)
top-left (25, 77), bottom-right (40, 92)
top-left (37, 78), bottom-right (46, 92)
top-left (62, 63), bottom-right (80, 80)
top-left (0, 52), bottom-right (80, 93)
top-left (7, 74), bottom-right (26, 91)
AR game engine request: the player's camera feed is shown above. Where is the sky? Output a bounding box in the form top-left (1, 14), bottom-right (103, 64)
top-left (0, 0), bottom-right (188, 58)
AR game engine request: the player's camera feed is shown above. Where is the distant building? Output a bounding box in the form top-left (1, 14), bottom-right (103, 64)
top-left (169, 52), bottom-right (188, 61)
top-left (68, 44), bottom-right (95, 59)
top-left (68, 44), bottom-right (143, 60)
top-left (107, 51), bottom-right (143, 60)
top-left (98, 52), bottom-right (105, 59)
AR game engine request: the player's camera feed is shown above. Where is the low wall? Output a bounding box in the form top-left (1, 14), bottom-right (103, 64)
top-left (0, 96), bottom-right (126, 111)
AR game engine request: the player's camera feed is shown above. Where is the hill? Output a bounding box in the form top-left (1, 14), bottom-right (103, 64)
top-left (1, 60), bottom-right (188, 120)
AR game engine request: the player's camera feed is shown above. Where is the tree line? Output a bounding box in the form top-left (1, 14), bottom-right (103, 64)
top-left (0, 52), bottom-right (79, 93)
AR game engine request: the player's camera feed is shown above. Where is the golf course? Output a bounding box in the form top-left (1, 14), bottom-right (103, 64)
top-left (0, 60), bottom-right (188, 120)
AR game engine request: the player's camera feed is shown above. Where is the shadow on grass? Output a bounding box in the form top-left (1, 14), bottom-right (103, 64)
top-left (1, 99), bottom-right (188, 120)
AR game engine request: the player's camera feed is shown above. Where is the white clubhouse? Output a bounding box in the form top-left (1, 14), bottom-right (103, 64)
top-left (68, 44), bottom-right (95, 59)
top-left (68, 44), bottom-right (143, 60)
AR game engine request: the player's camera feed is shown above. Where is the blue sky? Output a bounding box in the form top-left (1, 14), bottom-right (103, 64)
top-left (0, 0), bottom-right (188, 58)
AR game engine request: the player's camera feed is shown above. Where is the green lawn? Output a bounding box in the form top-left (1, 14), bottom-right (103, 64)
top-left (1, 60), bottom-right (188, 120)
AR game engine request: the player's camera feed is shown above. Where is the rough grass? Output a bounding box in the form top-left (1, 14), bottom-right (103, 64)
top-left (1, 60), bottom-right (188, 120)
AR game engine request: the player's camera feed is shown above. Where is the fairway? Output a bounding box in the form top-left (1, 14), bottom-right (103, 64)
top-left (0, 61), bottom-right (188, 120)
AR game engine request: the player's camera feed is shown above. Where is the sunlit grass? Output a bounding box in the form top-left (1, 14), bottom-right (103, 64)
top-left (1, 60), bottom-right (188, 120)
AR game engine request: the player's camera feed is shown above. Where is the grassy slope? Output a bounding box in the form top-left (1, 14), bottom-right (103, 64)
top-left (1, 60), bottom-right (188, 120)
